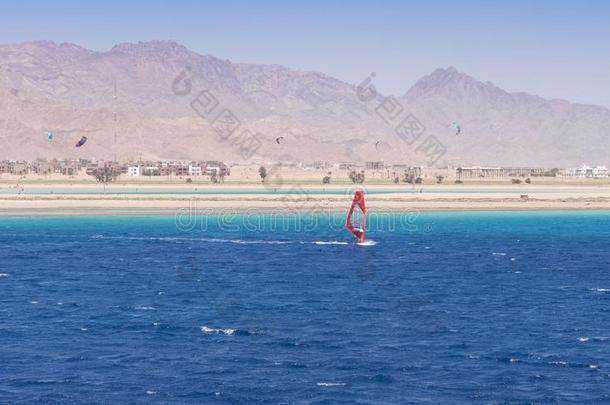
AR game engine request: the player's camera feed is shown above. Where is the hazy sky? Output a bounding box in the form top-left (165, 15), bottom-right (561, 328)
top-left (2, 0), bottom-right (610, 106)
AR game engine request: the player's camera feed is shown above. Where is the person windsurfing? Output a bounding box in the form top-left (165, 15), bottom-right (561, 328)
top-left (346, 189), bottom-right (366, 242)
top-left (352, 226), bottom-right (364, 240)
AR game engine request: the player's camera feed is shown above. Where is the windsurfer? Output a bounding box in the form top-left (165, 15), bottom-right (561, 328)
top-left (346, 190), bottom-right (366, 242)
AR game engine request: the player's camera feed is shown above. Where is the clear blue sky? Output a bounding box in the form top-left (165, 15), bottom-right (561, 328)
top-left (2, 0), bottom-right (610, 106)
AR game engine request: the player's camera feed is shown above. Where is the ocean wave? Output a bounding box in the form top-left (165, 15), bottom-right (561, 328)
top-left (312, 241), bottom-right (349, 245)
top-left (492, 252), bottom-right (507, 256)
top-left (578, 336), bottom-right (608, 342)
top-left (134, 306), bottom-right (156, 311)
top-left (91, 234), bottom-right (353, 246)
top-left (590, 288), bottom-right (610, 293)
top-left (545, 360), bottom-right (600, 369)
top-left (317, 382), bottom-right (346, 387)
top-left (0, 273), bottom-right (8, 277)
top-left (200, 325), bottom-right (236, 336)
top-left (221, 239), bottom-right (292, 245)
top-left (199, 325), bottom-right (257, 336)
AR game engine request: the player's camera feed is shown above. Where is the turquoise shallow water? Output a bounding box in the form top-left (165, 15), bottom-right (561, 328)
top-left (1, 210), bottom-right (610, 403)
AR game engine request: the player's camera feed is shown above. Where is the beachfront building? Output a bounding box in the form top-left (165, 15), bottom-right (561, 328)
top-left (504, 167), bottom-right (535, 177)
top-left (365, 161), bottom-right (384, 170)
top-left (563, 165), bottom-right (586, 178)
top-left (56, 159), bottom-right (83, 176)
top-left (128, 166), bottom-right (141, 177)
top-left (0, 161), bottom-right (12, 174)
top-left (456, 166), bottom-right (549, 179)
top-left (457, 167), bottom-right (504, 178)
top-left (391, 164), bottom-right (409, 170)
top-left (60, 165), bottom-right (78, 176)
top-left (593, 166), bottom-right (609, 178)
top-left (142, 165), bottom-right (160, 176)
top-left (86, 164), bottom-right (99, 176)
top-left (339, 162), bottom-right (360, 170)
top-left (188, 165), bottom-right (203, 176)
top-left (563, 164), bottom-right (609, 178)
top-left (158, 160), bottom-right (190, 177)
top-left (173, 164), bottom-right (189, 177)
top-left (530, 168), bottom-right (546, 177)
top-left (204, 161), bottom-right (230, 177)
top-left (11, 162), bottom-right (29, 175)
top-left (0, 161), bottom-right (19, 174)
top-left (312, 161), bottom-right (331, 170)
top-left (0, 159), bottom-right (231, 179)
top-left (31, 159), bottom-right (52, 175)
top-left (158, 161), bottom-right (172, 177)
top-left (404, 166), bottom-right (423, 177)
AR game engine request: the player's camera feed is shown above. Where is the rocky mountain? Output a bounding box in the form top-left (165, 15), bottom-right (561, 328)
top-left (0, 40), bottom-right (608, 166)
top-left (401, 67), bottom-right (610, 166)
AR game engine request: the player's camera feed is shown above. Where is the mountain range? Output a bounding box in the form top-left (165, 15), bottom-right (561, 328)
top-left (0, 40), bottom-right (608, 167)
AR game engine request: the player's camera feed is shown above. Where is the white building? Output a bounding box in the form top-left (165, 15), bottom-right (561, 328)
top-left (563, 164), bottom-right (609, 178)
top-left (205, 165), bottom-right (221, 176)
top-left (593, 166), bottom-right (609, 178)
top-left (128, 166), bottom-right (141, 177)
top-left (456, 166), bottom-right (503, 178)
top-left (143, 165), bottom-right (160, 176)
top-left (188, 165), bottom-right (202, 176)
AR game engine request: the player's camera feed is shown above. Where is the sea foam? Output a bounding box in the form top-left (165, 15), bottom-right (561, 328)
top-left (200, 325), bottom-right (236, 336)
top-left (317, 382), bottom-right (346, 387)
top-left (91, 234), bottom-right (354, 246)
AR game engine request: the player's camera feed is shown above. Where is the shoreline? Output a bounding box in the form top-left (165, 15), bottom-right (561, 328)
top-left (1, 199), bottom-right (610, 216)
top-left (0, 207), bottom-right (610, 219)
top-left (2, 183), bottom-right (610, 214)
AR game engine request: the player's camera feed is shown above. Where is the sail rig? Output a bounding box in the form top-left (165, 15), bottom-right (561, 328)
top-left (346, 189), bottom-right (366, 242)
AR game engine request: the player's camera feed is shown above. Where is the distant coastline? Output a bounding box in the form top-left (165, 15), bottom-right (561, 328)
top-left (1, 182), bottom-right (610, 213)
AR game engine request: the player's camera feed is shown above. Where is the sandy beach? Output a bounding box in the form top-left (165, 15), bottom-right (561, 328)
top-left (2, 181), bottom-right (610, 213)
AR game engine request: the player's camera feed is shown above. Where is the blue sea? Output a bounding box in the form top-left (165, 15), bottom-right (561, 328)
top-left (1, 210), bottom-right (610, 403)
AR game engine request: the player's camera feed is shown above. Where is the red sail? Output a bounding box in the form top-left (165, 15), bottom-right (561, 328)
top-left (346, 190), bottom-right (366, 242)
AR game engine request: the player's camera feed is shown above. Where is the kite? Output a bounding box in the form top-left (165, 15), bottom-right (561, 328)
top-left (75, 136), bottom-right (88, 147)
top-left (450, 122), bottom-right (461, 136)
top-left (275, 136), bottom-right (284, 144)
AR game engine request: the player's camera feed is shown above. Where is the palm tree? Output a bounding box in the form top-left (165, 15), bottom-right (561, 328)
top-left (259, 166), bottom-right (267, 182)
